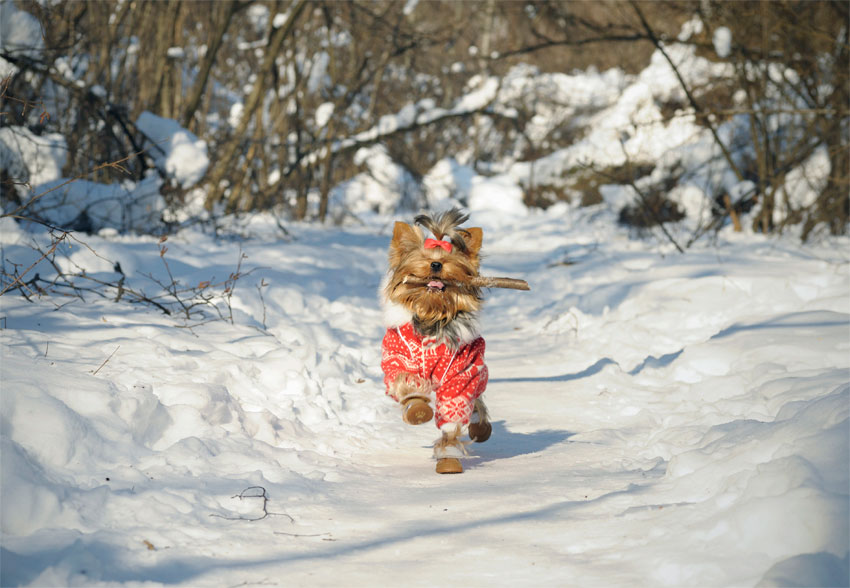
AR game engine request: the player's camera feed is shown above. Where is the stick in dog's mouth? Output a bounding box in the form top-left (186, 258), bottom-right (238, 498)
top-left (402, 275), bottom-right (530, 291)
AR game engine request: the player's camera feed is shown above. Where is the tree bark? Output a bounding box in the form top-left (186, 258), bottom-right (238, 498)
top-left (181, 0), bottom-right (242, 130)
top-left (205, 0), bottom-right (307, 211)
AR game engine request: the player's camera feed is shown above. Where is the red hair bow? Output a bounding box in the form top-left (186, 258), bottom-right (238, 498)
top-left (424, 238), bottom-right (452, 252)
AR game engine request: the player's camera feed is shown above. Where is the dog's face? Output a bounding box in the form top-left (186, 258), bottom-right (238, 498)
top-left (385, 215), bottom-right (483, 325)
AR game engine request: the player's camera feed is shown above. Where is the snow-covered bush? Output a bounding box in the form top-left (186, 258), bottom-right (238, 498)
top-left (0, 0), bottom-right (845, 238)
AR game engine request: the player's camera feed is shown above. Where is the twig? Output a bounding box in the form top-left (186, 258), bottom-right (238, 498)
top-left (629, 1), bottom-right (745, 185)
top-left (273, 531), bottom-right (333, 538)
top-left (210, 486), bottom-right (294, 522)
top-left (256, 278), bottom-right (269, 330)
top-left (92, 346), bottom-right (120, 376)
top-left (222, 247), bottom-right (248, 324)
top-left (0, 151), bottom-right (149, 221)
top-left (0, 231), bottom-right (69, 296)
top-left (582, 147), bottom-right (686, 254)
top-left (156, 237), bottom-right (192, 319)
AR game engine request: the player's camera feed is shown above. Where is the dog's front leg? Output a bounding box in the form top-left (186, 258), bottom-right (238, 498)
top-left (390, 373), bottom-right (434, 425)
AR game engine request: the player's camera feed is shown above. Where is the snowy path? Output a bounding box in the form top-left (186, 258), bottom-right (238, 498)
top-left (1, 209), bottom-right (848, 587)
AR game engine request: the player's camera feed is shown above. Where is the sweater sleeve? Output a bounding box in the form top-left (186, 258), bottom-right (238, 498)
top-left (381, 328), bottom-right (418, 398)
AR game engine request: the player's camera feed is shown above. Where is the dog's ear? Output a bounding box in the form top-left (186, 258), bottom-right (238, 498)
top-left (462, 227), bottom-right (483, 256)
top-left (389, 221), bottom-right (420, 265)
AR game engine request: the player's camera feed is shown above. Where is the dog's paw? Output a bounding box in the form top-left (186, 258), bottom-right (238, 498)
top-left (402, 397), bottom-right (433, 425)
top-left (468, 420), bottom-right (492, 442)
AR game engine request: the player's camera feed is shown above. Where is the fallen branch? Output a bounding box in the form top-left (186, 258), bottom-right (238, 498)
top-left (210, 486), bottom-right (293, 523)
top-left (92, 345), bottom-right (120, 376)
top-left (403, 275), bottom-right (530, 291)
top-left (0, 230), bottom-right (69, 296)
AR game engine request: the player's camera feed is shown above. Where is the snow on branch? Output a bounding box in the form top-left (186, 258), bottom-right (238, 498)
top-left (288, 88), bottom-right (516, 176)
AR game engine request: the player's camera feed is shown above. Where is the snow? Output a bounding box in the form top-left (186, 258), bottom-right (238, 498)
top-left (403, 0), bottom-right (419, 16)
top-left (713, 27), bottom-right (733, 59)
top-left (0, 0), bottom-right (43, 78)
top-left (2, 205), bottom-right (848, 587)
top-left (775, 145), bottom-right (831, 225)
top-left (468, 174), bottom-right (527, 217)
top-left (329, 144), bottom-right (422, 219)
top-left (272, 11), bottom-right (290, 29)
top-left (136, 112), bottom-right (209, 189)
top-left (23, 174), bottom-right (164, 233)
top-left (1, 7), bottom-right (849, 586)
top-left (0, 126), bottom-right (66, 188)
top-left (307, 52), bottom-right (330, 94)
top-left (422, 157), bottom-right (475, 209)
top-left (0, 126), bottom-right (165, 233)
top-left (315, 102), bottom-right (335, 128)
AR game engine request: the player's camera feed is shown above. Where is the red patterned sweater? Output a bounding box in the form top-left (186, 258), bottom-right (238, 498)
top-left (381, 322), bottom-right (488, 428)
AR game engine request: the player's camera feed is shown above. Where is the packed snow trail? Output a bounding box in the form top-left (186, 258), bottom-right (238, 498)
top-left (1, 208), bottom-right (848, 587)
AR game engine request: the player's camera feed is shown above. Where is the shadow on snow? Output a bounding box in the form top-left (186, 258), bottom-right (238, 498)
top-left (466, 420), bottom-right (573, 466)
top-left (1, 478), bottom-right (651, 587)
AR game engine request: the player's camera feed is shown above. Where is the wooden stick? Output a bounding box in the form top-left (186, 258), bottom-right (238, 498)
top-left (403, 276), bottom-right (530, 291)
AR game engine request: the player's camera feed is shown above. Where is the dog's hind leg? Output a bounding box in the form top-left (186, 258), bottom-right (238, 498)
top-left (468, 397), bottom-right (492, 442)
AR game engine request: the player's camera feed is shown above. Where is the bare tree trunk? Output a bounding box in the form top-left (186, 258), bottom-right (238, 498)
top-left (89, 1), bottom-right (132, 94)
top-left (804, 16), bottom-right (849, 239)
top-left (155, 1), bottom-right (182, 117)
top-left (181, 0), bottom-right (241, 130)
top-left (318, 144), bottom-right (335, 222)
top-left (226, 106), bottom-right (267, 211)
top-left (479, 0), bottom-right (496, 72)
top-left (205, 0), bottom-right (307, 212)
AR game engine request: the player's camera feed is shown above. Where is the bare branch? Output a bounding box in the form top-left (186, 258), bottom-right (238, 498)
top-left (629, 0), bottom-right (745, 185)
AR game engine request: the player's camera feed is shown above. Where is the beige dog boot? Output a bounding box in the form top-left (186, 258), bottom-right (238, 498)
top-left (436, 457), bottom-right (463, 474)
top-left (434, 424), bottom-right (467, 474)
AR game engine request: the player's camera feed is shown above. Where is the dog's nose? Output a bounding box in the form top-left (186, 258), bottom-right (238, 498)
top-left (430, 261), bottom-right (442, 273)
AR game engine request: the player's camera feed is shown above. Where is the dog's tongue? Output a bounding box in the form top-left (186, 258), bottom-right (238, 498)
top-left (427, 280), bottom-right (445, 290)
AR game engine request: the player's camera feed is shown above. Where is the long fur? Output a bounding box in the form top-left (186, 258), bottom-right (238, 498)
top-left (433, 423), bottom-right (469, 458)
top-left (414, 209), bottom-right (472, 253)
top-left (390, 372), bottom-right (432, 402)
top-left (383, 208), bottom-right (484, 348)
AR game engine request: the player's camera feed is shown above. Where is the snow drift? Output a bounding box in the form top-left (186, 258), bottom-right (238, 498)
top-left (1, 206), bottom-right (848, 587)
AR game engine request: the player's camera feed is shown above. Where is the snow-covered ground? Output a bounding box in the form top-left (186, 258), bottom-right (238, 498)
top-left (1, 6), bottom-right (848, 583)
top-left (1, 206), bottom-right (848, 587)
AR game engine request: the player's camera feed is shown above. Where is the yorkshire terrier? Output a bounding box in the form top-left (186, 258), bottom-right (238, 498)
top-left (380, 208), bottom-right (491, 474)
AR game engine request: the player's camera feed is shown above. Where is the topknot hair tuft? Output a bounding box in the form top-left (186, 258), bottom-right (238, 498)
top-left (414, 208), bottom-right (471, 252)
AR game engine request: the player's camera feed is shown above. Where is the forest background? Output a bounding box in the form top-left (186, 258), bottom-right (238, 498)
top-left (1, 0), bottom-right (847, 239)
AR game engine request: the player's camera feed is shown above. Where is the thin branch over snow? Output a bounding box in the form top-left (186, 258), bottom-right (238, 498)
top-left (210, 487), bottom-right (293, 523)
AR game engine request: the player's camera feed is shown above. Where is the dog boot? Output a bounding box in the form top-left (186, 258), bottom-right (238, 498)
top-left (436, 457), bottom-right (463, 474)
top-left (434, 424), bottom-right (467, 474)
top-left (402, 397), bottom-right (433, 425)
top-left (468, 398), bottom-right (492, 443)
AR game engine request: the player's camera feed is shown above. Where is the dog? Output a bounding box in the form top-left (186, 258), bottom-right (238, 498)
top-left (380, 209), bottom-right (491, 474)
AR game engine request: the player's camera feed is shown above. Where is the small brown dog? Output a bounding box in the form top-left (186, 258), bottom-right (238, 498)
top-left (380, 209), bottom-right (491, 474)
